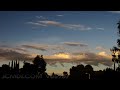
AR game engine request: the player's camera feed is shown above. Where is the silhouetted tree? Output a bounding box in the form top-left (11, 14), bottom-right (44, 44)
top-left (69, 64), bottom-right (86, 80)
top-left (103, 68), bottom-right (116, 80)
top-left (117, 20), bottom-right (120, 34)
top-left (63, 71), bottom-right (68, 77)
top-left (77, 64), bottom-right (85, 71)
top-left (22, 62), bottom-right (37, 74)
top-left (33, 55), bottom-right (46, 73)
top-left (2, 64), bottom-right (10, 74)
top-left (85, 65), bottom-right (93, 73)
top-left (110, 21), bottom-right (120, 70)
top-left (110, 46), bottom-right (119, 71)
top-left (85, 65), bottom-right (93, 79)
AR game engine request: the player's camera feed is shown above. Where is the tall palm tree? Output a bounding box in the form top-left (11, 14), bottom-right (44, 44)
top-left (110, 47), bottom-right (118, 71)
top-left (110, 20), bottom-right (120, 71)
top-left (117, 21), bottom-right (120, 68)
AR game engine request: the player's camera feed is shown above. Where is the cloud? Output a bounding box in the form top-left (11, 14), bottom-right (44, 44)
top-left (62, 42), bottom-right (88, 47)
top-left (38, 20), bottom-right (62, 26)
top-left (46, 62), bottom-right (111, 74)
top-left (0, 45), bottom-right (9, 47)
top-left (52, 52), bottom-right (71, 59)
top-left (0, 45), bottom-right (113, 73)
top-left (56, 15), bottom-right (63, 17)
top-left (96, 46), bottom-right (108, 51)
top-left (44, 52), bottom-right (70, 60)
top-left (0, 45), bottom-right (28, 53)
top-left (98, 51), bottom-right (107, 56)
top-left (35, 16), bottom-right (46, 19)
top-left (47, 45), bottom-right (65, 50)
top-left (108, 11), bottom-right (120, 14)
top-left (27, 22), bottom-right (47, 27)
top-left (14, 47), bottom-right (28, 52)
top-left (19, 42), bottom-right (65, 52)
top-left (96, 28), bottom-right (104, 30)
top-left (96, 46), bottom-right (105, 50)
top-left (72, 52), bottom-right (84, 55)
top-left (22, 45), bottom-right (47, 51)
top-left (0, 42), bottom-right (111, 68)
top-left (65, 24), bottom-right (92, 30)
top-left (92, 63), bottom-right (109, 71)
top-left (45, 51), bottom-right (112, 67)
top-left (27, 20), bottom-right (92, 31)
top-left (0, 48), bottom-right (30, 61)
top-left (46, 62), bottom-right (76, 74)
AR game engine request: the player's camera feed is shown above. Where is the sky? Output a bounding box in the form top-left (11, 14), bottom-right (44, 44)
top-left (0, 11), bottom-right (120, 75)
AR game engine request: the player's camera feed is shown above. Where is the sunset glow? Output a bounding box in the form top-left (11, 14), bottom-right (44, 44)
top-left (0, 11), bottom-right (118, 74)
top-left (53, 53), bottom-right (70, 59)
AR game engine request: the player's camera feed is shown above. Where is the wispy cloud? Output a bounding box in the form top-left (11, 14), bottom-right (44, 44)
top-left (56, 15), bottom-right (63, 17)
top-left (96, 28), bottom-right (104, 30)
top-left (20, 43), bottom-right (65, 51)
top-left (14, 47), bottom-right (28, 52)
top-left (38, 20), bottom-right (61, 26)
top-left (35, 16), bottom-right (46, 19)
top-left (62, 42), bottom-right (88, 47)
top-left (27, 20), bottom-right (92, 31)
top-left (108, 11), bottom-right (120, 14)
top-left (48, 45), bottom-right (65, 50)
top-left (96, 46), bottom-right (104, 50)
top-left (0, 45), bottom-right (28, 53)
top-left (27, 22), bottom-right (47, 27)
top-left (22, 45), bottom-right (47, 51)
top-left (96, 46), bottom-right (108, 52)
top-left (0, 45), bottom-right (9, 47)
top-left (0, 48), bottom-right (30, 61)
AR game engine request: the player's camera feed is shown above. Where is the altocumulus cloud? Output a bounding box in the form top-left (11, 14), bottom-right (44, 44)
top-left (0, 46), bottom-right (113, 70)
top-left (45, 51), bottom-right (112, 67)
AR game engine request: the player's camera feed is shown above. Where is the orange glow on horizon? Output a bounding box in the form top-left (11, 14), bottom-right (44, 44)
top-left (53, 53), bottom-right (70, 59)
